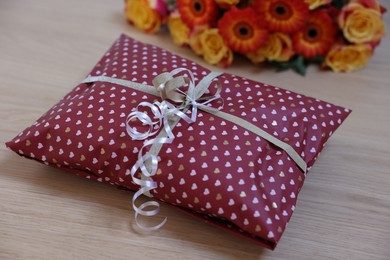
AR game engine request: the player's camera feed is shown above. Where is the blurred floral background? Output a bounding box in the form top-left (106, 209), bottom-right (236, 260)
top-left (124, 0), bottom-right (386, 75)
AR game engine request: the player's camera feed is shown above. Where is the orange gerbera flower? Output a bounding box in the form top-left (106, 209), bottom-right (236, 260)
top-left (292, 9), bottom-right (338, 58)
top-left (218, 7), bottom-right (269, 53)
top-left (177, 0), bottom-right (218, 28)
top-left (254, 0), bottom-right (309, 34)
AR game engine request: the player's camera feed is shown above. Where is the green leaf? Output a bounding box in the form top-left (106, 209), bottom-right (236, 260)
top-left (332, 0), bottom-right (349, 8)
top-left (165, 0), bottom-right (177, 11)
top-left (271, 55), bottom-right (307, 76)
top-left (306, 55), bottom-right (325, 63)
top-left (293, 56), bottom-right (307, 76)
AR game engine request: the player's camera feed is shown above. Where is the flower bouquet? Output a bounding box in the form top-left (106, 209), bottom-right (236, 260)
top-left (124, 0), bottom-right (386, 74)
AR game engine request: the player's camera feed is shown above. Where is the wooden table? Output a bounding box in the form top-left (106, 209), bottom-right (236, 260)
top-left (1, 1), bottom-right (389, 259)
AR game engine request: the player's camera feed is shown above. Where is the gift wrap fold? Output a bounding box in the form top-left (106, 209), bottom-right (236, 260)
top-left (6, 34), bottom-right (351, 249)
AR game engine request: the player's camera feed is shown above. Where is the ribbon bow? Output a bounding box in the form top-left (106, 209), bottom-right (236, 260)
top-left (126, 68), bottom-right (223, 230)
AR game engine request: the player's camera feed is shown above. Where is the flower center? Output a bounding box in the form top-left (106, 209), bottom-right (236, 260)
top-left (270, 2), bottom-right (293, 20)
top-left (276, 6), bottom-right (286, 15)
top-left (308, 28), bottom-right (318, 38)
top-left (234, 22), bottom-right (254, 40)
top-left (191, 0), bottom-right (205, 16)
top-left (304, 25), bottom-right (321, 42)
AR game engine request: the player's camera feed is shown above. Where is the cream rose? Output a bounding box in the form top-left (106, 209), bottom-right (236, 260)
top-left (338, 2), bottom-right (385, 43)
top-left (325, 44), bottom-right (372, 72)
top-left (304, 0), bottom-right (331, 10)
top-left (168, 15), bottom-right (190, 46)
top-left (125, 0), bottom-right (161, 33)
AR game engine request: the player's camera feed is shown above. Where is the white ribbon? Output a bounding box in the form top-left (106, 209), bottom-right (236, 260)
top-left (125, 68), bottom-right (223, 230)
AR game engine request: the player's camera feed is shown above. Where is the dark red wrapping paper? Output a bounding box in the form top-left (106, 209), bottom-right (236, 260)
top-left (7, 34), bottom-right (351, 249)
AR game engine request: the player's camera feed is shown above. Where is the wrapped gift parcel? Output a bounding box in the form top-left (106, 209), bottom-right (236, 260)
top-left (6, 34), bottom-right (351, 249)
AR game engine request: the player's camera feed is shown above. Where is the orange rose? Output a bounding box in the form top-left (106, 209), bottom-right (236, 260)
top-left (168, 14), bottom-right (190, 46)
top-left (125, 0), bottom-right (161, 33)
top-left (246, 33), bottom-right (294, 63)
top-left (304, 0), bottom-right (331, 10)
top-left (325, 44), bottom-right (372, 72)
top-left (338, 2), bottom-right (385, 43)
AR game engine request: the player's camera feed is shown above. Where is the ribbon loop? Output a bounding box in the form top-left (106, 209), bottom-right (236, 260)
top-left (152, 71), bottom-right (187, 102)
top-left (126, 101), bottom-right (163, 140)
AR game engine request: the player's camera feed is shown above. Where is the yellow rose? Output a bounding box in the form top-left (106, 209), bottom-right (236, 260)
top-left (168, 15), bottom-right (190, 46)
top-left (325, 44), bottom-right (372, 72)
top-left (351, 0), bottom-right (382, 12)
top-left (199, 28), bottom-right (233, 67)
top-left (338, 3), bottom-right (385, 43)
top-left (263, 33), bottom-right (294, 62)
top-left (304, 0), bottom-right (331, 10)
top-left (246, 49), bottom-right (267, 64)
top-left (189, 26), bottom-right (208, 55)
top-left (246, 33), bottom-right (294, 63)
top-left (125, 0), bottom-right (161, 33)
top-left (215, 0), bottom-right (240, 8)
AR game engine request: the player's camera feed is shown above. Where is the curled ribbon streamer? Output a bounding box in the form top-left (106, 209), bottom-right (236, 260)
top-left (126, 69), bottom-right (224, 230)
top-left (127, 101), bottom-right (193, 230)
top-left (82, 68), bottom-right (307, 231)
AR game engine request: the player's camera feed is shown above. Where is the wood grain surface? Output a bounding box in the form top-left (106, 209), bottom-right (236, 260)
top-left (1, 1), bottom-right (389, 259)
